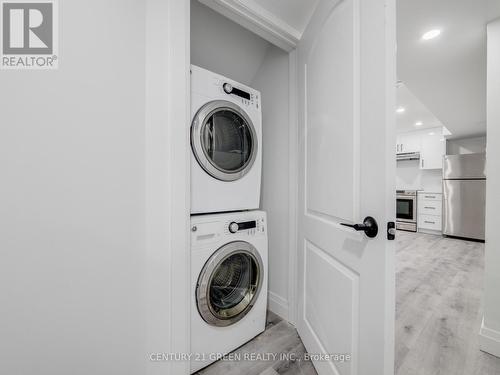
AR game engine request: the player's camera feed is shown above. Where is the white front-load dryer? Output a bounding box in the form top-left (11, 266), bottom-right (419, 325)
top-left (190, 211), bottom-right (268, 373)
top-left (190, 65), bottom-right (262, 214)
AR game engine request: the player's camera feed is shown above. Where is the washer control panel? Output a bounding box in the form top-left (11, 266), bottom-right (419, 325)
top-left (224, 217), bottom-right (265, 236)
top-left (191, 213), bottom-right (266, 246)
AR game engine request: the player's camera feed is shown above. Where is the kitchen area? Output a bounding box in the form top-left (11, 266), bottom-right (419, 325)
top-left (393, 2), bottom-right (500, 374)
top-left (394, 83), bottom-right (492, 374)
top-left (395, 85), bottom-right (487, 241)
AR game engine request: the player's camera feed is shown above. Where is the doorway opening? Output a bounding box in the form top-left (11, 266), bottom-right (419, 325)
top-left (394, 1), bottom-right (500, 373)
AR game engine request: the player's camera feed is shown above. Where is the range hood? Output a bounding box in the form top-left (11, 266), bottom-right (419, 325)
top-left (397, 152), bottom-right (420, 161)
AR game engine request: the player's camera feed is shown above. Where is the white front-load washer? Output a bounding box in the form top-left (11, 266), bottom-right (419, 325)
top-left (190, 210), bottom-right (268, 373)
top-left (190, 65), bottom-right (262, 214)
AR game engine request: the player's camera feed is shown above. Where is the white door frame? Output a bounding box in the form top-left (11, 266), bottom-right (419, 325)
top-left (383, 1), bottom-right (397, 373)
top-left (287, 49), bottom-right (299, 325)
top-left (145, 1), bottom-right (191, 374)
top-left (148, 3), bottom-right (301, 373)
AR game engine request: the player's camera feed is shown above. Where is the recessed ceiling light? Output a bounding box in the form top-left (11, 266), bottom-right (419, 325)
top-left (422, 29), bottom-right (441, 41)
top-left (396, 107), bottom-right (406, 114)
top-left (428, 132), bottom-right (435, 136)
top-left (415, 121), bottom-right (423, 126)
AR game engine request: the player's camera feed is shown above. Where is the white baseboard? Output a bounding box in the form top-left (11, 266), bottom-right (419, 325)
top-left (268, 291), bottom-right (289, 321)
top-left (479, 317), bottom-right (500, 358)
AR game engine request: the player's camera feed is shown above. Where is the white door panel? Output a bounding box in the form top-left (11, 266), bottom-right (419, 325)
top-left (296, 0), bottom-right (395, 374)
top-left (305, 0), bottom-right (357, 222)
top-left (304, 240), bottom-right (359, 375)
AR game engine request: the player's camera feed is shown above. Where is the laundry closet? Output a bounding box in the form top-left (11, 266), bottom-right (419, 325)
top-left (189, 0), bottom-right (295, 371)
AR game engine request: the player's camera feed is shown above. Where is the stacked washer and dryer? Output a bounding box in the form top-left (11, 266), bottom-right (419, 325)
top-left (190, 65), bottom-right (268, 373)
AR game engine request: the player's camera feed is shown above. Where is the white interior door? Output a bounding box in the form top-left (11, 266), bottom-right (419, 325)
top-left (296, 0), bottom-right (396, 374)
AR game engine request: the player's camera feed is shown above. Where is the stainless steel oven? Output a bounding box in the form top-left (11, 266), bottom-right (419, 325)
top-left (396, 190), bottom-right (417, 232)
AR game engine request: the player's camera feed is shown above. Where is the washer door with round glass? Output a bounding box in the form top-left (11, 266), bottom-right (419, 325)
top-left (191, 100), bottom-right (258, 182)
top-left (196, 241), bottom-right (263, 327)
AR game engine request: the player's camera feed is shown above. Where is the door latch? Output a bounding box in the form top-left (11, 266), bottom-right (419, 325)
top-left (387, 222), bottom-right (396, 240)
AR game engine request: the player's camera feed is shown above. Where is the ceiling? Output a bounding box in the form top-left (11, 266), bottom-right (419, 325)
top-left (397, 83), bottom-right (444, 133)
top-left (251, 0), bottom-right (320, 35)
top-left (397, 0), bottom-right (500, 139)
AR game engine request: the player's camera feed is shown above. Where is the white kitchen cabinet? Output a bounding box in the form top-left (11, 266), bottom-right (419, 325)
top-left (396, 127), bottom-right (445, 169)
top-left (418, 214), bottom-right (442, 231)
top-left (418, 192), bottom-right (441, 201)
top-left (420, 128), bottom-right (445, 169)
top-left (418, 199), bottom-right (442, 216)
top-left (396, 132), bottom-right (421, 154)
top-left (418, 192), bottom-right (443, 234)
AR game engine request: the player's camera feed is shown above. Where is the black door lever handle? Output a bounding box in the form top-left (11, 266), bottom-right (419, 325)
top-left (341, 216), bottom-right (379, 238)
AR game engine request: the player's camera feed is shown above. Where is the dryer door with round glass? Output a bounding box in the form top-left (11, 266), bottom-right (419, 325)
top-left (191, 100), bottom-right (258, 182)
top-left (196, 241), bottom-right (263, 327)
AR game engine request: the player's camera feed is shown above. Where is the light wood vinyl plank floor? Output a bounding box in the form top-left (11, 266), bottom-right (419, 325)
top-left (196, 311), bottom-right (318, 375)
top-left (395, 231), bottom-right (500, 375)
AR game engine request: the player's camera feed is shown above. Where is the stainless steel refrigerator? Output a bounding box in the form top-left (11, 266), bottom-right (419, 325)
top-left (442, 153), bottom-right (486, 241)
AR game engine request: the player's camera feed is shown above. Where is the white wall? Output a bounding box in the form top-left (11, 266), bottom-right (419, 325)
top-left (481, 18), bottom-right (500, 357)
top-left (191, 0), bottom-right (270, 85)
top-left (252, 47), bottom-right (291, 320)
top-left (0, 1), bottom-right (191, 374)
top-left (396, 161), bottom-right (442, 192)
top-left (0, 2), bottom-right (146, 373)
top-left (447, 135), bottom-right (487, 155)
